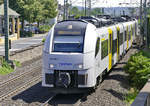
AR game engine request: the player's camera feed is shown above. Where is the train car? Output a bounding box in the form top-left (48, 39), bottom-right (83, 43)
top-left (42, 20), bottom-right (98, 93)
top-left (115, 23), bottom-right (124, 59)
top-left (42, 19), bottom-right (138, 94)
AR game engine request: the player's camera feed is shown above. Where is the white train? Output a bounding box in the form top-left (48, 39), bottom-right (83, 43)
top-left (42, 19), bottom-right (138, 93)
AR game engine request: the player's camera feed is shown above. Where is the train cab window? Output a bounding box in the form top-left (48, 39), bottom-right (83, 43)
top-left (119, 33), bottom-right (123, 45)
top-left (112, 39), bottom-right (117, 55)
top-left (101, 40), bottom-right (108, 59)
top-left (95, 38), bottom-right (100, 57)
top-left (53, 30), bottom-right (84, 53)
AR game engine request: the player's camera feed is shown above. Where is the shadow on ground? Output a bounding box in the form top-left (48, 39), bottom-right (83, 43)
top-left (12, 81), bottom-right (84, 105)
top-left (103, 89), bottom-right (126, 101)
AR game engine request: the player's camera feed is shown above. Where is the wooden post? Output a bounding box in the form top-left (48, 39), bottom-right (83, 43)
top-left (17, 18), bottom-right (20, 39)
top-left (12, 17), bottom-right (15, 34)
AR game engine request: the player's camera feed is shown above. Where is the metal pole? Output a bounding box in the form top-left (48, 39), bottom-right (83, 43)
top-left (88, 0), bottom-right (91, 16)
top-left (144, 0), bottom-right (148, 47)
top-left (4, 0), bottom-right (9, 62)
top-left (66, 0), bottom-right (68, 20)
top-left (85, 0), bottom-right (87, 16)
top-left (140, 0), bottom-right (144, 42)
top-left (64, 0), bottom-right (66, 20)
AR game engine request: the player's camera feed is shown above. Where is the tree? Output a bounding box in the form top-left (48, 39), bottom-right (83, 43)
top-left (0, 0), bottom-right (3, 5)
top-left (41, 0), bottom-right (58, 19)
top-left (8, 0), bottom-right (58, 28)
top-left (70, 7), bottom-right (83, 18)
top-left (91, 8), bottom-right (102, 16)
top-left (128, 7), bottom-right (136, 17)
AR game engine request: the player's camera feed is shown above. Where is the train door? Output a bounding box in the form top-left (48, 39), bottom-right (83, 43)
top-left (127, 26), bottom-right (129, 50)
top-left (108, 29), bottom-right (113, 71)
top-left (117, 27), bottom-right (120, 61)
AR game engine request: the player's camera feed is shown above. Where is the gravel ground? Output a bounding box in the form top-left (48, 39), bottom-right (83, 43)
top-left (0, 47), bottom-right (138, 106)
top-left (79, 48), bottom-right (138, 106)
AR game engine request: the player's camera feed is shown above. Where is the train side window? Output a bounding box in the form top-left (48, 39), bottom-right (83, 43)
top-left (119, 33), bottom-right (123, 45)
top-left (135, 23), bottom-right (137, 36)
top-left (132, 27), bottom-right (134, 36)
top-left (101, 40), bottom-right (108, 59)
top-left (109, 34), bottom-right (112, 53)
top-left (129, 31), bottom-right (131, 40)
top-left (125, 31), bottom-right (127, 41)
top-left (95, 38), bottom-right (100, 57)
top-left (112, 39), bottom-right (117, 55)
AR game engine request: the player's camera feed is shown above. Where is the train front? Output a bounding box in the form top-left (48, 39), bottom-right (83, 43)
top-left (42, 20), bottom-right (97, 93)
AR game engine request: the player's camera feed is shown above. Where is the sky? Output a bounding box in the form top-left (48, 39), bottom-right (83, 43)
top-left (58, 0), bottom-right (144, 8)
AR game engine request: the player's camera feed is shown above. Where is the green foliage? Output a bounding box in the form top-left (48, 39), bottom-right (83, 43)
top-left (13, 60), bottom-right (21, 67)
top-left (70, 7), bottom-right (84, 18)
top-left (0, 0), bottom-right (3, 5)
top-left (9, 0), bottom-right (58, 23)
top-left (124, 50), bottom-right (150, 90)
top-left (0, 57), bottom-right (14, 75)
top-left (42, 38), bottom-right (46, 43)
top-left (125, 88), bottom-right (139, 105)
top-left (41, 0), bottom-right (58, 19)
top-left (91, 8), bottom-right (102, 16)
top-left (20, 30), bottom-right (33, 37)
top-left (124, 50), bottom-right (150, 104)
top-left (39, 25), bottom-right (51, 33)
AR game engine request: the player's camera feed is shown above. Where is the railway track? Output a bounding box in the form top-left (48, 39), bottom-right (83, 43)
top-left (41, 94), bottom-right (58, 106)
top-left (0, 65), bottom-right (40, 88)
top-left (0, 65), bottom-right (42, 102)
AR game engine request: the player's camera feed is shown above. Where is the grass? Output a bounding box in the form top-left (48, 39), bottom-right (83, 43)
top-left (13, 60), bottom-right (21, 67)
top-left (125, 88), bottom-right (139, 105)
top-left (0, 58), bottom-right (14, 75)
top-left (0, 58), bottom-right (21, 75)
top-left (0, 66), bottom-right (14, 75)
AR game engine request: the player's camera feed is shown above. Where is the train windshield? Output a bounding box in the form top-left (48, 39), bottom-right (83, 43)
top-left (53, 31), bottom-right (84, 53)
top-left (52, 21), bottom-right (87, 53)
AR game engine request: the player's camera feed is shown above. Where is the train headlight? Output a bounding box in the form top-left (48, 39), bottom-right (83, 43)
top-left (50, 64), bottom-right (54, 68)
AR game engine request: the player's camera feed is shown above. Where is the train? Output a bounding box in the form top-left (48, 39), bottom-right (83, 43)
top-left (42, 16), bottom-right (138, 94)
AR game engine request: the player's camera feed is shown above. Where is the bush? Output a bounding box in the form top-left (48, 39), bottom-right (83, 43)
top-left (42, 38), bottom-right (46, 43)
top-left (124, 51), bottom-right (150, 90)
top-left (39, 25), bottom-right (51, 33)
top-left (0, 57), bottom-right (14, 75)
top-left (20, 30), bottom-right (33, 38)
top-left (124, 50), bottom-right (150, 104)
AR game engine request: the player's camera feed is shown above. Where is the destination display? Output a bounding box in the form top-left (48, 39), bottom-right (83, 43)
top-left (57, 31), bottom-right (81, 35)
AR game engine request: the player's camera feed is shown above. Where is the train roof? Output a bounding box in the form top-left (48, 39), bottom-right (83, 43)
top-left (55, 20), bottom-right (88, 30)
